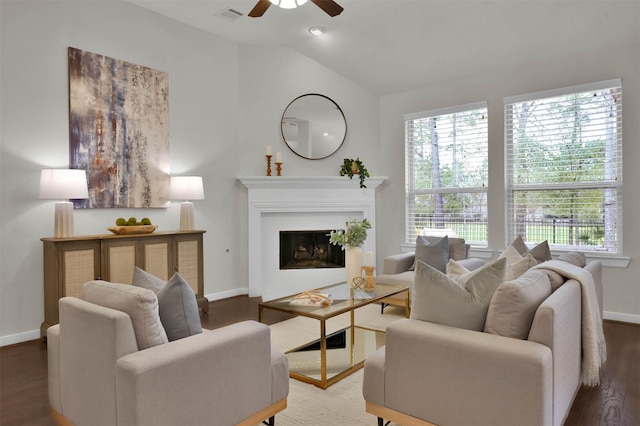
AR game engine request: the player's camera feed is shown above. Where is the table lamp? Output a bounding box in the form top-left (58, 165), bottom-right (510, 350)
top-left (170, 176), bottom-right (204, 231)
top-left (39, 169), bottom-right (89, 238)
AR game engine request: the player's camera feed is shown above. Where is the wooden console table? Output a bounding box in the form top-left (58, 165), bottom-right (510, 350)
top-left (41, 230), bottom-right (207, 340)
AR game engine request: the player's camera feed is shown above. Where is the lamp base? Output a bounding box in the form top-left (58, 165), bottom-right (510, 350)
top-left (54, 201), bottom-right (74, 238)
top-left (180, 202), bottom-right (195, 231)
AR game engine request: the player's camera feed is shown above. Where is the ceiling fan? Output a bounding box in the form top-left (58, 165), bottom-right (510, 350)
top-left (248, 0), bottom-right (344, 18)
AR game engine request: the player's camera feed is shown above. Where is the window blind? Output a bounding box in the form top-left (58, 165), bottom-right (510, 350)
top-left (505, 79), bottom-right (623, 252)
top-left (405, 102), bottom-right (488, 245)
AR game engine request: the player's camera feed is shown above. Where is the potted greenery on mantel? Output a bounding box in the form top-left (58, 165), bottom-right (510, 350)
top-left (339, 158), bottom-right (370, 188)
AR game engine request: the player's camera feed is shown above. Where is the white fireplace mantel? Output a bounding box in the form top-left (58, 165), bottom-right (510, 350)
top-left (239, 176), bottom-right (387, 300)
top-left (239, 176), bottom-right (386, 190)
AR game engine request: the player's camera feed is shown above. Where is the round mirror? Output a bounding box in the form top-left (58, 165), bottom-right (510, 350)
top-left (281, 94), bottom-right (347, 160)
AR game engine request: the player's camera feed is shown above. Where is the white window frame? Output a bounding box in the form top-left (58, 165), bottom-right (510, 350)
top-left (404, 101), bottom-right (489, 247)
top-left (504, 79), bottom-right (623, 254)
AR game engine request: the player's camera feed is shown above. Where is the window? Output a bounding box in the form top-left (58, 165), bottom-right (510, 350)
top-left (405, 102), bottom-right (488, 246)
top-left (505, 79), bottom-right (622, 253)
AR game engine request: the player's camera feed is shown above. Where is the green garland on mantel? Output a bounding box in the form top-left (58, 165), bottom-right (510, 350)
top-left (339, 158), bottom-right (370, 188)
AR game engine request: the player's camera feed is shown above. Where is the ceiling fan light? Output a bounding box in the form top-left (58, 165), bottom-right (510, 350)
top-left (270, 0), bottom-right (308, 9)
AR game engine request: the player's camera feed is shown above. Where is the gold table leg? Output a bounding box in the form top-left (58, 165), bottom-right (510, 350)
top-left (320, 319), bottom-right (327, 389)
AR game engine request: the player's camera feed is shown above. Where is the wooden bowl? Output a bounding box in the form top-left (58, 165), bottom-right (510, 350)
top-left (107, 225), bottom-right (158, 235)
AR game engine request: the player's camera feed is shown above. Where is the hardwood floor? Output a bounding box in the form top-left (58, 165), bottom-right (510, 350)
top-left (1, 296), bottom-right (638, 426)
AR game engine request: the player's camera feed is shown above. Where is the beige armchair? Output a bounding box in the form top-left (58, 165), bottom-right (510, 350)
top-left (47, 281), bottom-right (289, 426)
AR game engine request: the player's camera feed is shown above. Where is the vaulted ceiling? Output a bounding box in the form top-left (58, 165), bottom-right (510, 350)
top-left (129, 0), bottom-right (640, 95)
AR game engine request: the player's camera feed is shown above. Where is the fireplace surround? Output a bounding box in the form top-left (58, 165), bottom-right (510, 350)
top-left (239, 176), bottom-right (386, 300)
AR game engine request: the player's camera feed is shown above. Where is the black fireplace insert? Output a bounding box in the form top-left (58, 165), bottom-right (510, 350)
top-left (279, 230), bottom-right (345, 270)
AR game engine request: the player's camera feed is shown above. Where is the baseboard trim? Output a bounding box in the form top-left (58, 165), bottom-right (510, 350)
top-left (0, 329), bottom-right (41, 347)
top-left (204, 287), bottom-right (248, 302)
top-left (604, 310), bottom-right (640, 324)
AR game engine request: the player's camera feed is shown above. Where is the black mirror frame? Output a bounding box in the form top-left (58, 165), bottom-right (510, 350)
top-left (280, 93), bottom-right (347, 160)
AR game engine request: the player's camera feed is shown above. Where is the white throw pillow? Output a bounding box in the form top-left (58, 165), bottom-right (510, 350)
top-left (446, 258), bottom-right (470, 279)
top-left (82, 280), bottom-right (168, 349)
top-left (499, 245), bottom-right (538, 280)
top-left (411, 258), bottom-right (507, 331)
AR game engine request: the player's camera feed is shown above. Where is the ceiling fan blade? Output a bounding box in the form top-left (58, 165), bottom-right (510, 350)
top-left (248, 0), bottom-right (271, 17)
top-left (310, 0), bottom-right (344, 17)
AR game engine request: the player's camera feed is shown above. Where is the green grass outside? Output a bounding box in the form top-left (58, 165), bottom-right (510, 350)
top-left (413, 222), bottom-right (605, 247)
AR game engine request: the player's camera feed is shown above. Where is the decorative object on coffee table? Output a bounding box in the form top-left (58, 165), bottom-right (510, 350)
top-left (329, 218), bottom-right (371, 288)
top-left (339, 157), bottom-right (369, 188)
top-left (290, 291), bottom-right (332, 307)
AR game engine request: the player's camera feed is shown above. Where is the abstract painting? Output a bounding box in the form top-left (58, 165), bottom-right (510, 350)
top-left (68, 47), bottom-right (170, 208)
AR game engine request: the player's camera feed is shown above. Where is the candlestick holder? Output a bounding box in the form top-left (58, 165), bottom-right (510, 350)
top-left (265, 155), bottom-right (272, 176)
top-left (275, 162), bottom-right (283, 176)
top-left (362, 266), bottom-right (376, 291)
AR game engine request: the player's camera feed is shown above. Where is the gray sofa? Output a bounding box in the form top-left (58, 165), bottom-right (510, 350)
top-left (363, 259), bottom-right (603, 426)
top-left (48, 281), bottom-right (289, 426)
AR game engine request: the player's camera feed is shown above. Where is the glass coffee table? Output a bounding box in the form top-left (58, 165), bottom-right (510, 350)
top-left (259, 282), bottom-right (409, 389)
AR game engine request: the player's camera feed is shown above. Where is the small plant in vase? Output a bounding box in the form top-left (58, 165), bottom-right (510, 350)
top-left (329, 218), bottom-right (371, 288)
top-left (339, 158), bottom-right (370, 188)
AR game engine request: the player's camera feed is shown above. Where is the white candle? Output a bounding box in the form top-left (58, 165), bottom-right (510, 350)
top-left (365, 251), bottom-right (373, 267)
top-left (275, 152), bottom-right (282, 163)
top-left (266, 145), bottom-right (272, 156)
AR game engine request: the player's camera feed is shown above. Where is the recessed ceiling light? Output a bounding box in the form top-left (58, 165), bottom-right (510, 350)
top-left (309, 26), bottom-right (326, 36)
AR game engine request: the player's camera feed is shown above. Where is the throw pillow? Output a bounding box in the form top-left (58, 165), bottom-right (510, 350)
top-left (411, 257), bottom-right (507, 331)
top-left (537, 267), bottom-right (566, 292)
top-left (132, 267), bottom-right (203, 341)
top-left (425, 236), bottom-right (468, 261)
top-left (82, 280), bottom-right (168, 349)
top-left (411, 235), bottom-right (449, 272)
top-left (157, 273), bottom-right (203, 341)
top-left (446, 258), bottom-right (470, 279)
top-left (499, 245), bottom-right (538, 280)
top-left (527, 240), bottom-right (552, 263)
top-left (507, 236), bottom-right (552, 264)
top-left (484, 269), bottom-right (552, 339)
top-left (510, 235), bottom-right (529, 255)
top-left (557, 251), bottom-right (587, 268)
top-left (132, 266), bottom-right (166, 292)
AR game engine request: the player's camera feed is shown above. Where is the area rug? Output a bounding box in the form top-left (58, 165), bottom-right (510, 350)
top-left (269, 304), bottom-right (406, 425)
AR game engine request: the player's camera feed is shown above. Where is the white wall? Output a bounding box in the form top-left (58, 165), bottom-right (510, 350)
top-left (0, 0), bottom-right (380, 345)
top-left (0, 0), bottom-right (237, 344)
top-left (377, 43), bottom-right (640, 323)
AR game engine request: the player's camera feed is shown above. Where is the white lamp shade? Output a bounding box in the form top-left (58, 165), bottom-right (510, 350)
top-left (170, 176), bottom-right (204, 201)
top-left (39, 169), bottom-right (89, 200)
